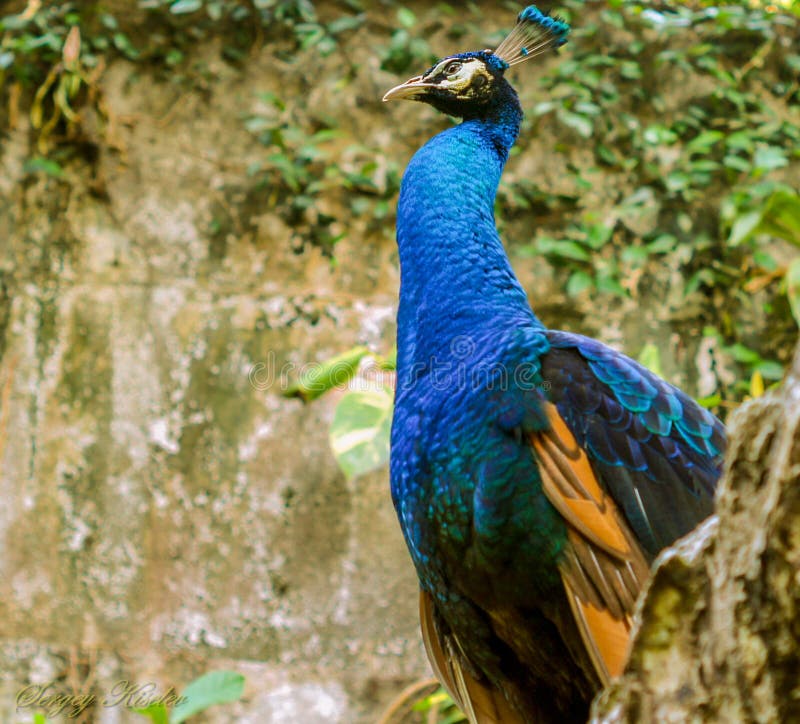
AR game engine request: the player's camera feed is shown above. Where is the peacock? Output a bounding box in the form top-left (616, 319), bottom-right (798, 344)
top-left (383, 6), bottom-right (726, 723)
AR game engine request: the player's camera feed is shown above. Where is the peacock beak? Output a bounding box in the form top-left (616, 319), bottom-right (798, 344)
top-left (382, 75), bottom-right (435, 102)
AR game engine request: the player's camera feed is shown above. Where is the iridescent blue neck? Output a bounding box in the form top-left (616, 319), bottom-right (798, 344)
top-left (395, 91), bottom-right (540, 384)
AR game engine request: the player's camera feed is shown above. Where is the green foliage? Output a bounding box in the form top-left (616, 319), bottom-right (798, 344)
top-left (786, 257), bottom-right (800, 328)
top-left (245, 92), bottom-right (401, 251)
top-left (133, 671), bottom-right (245, 724)
top-left (0, 3), bottom-right (136, 89)
top-left (0, 6), bottom-right (107, 152)
top-left (412, 686), bottom-right (467, 724)
top-left (1, 4), bottom-right (79, 87)
top-left (134, 703), bottom-right (170, 724)
top-left (501, 0), bottom-right (799, 406)
top-left (282, 347), bottom-right (396, 478)
top-left (282, 345), bottom-right (370, 402)
top-left (723, 184), bottom-right (800, 247)
top-left (520, 219), bottom-right (628, 297)
top-left (637, 343), bottom-right (664, 378)
top-left (329, 385), bottom-right (394, 478)
top-left (0, 0), bottom-right (365, 140)
top-left (170, 671), bottom-right (245, 723)
top-left (377, 681), bottom-right (467, 724)
top-left (380, 7), bottom-right (436, 74)
top-left (147, 0), bottom-right (365, 58)
top-left (0, 0), bottom-right (366, 86)
top-left (23, 156), bottom-right (65, 177)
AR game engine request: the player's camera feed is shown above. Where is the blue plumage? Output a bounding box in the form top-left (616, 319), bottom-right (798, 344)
top-left (384, 6), bottom-right (725, 722)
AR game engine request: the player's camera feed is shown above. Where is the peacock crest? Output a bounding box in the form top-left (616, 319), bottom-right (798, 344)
top-left (493, 5), bottom-right (570, 67)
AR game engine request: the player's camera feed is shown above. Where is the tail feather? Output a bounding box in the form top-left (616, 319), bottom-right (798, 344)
top-left (419, 591), bottom-right (524, 724)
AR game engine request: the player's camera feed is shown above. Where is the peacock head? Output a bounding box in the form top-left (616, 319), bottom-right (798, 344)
top-left (382, 5), bottom-right (570, 119)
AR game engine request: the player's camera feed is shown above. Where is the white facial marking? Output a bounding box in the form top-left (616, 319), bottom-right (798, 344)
top-left (426, 58), bottom-right (486, 92)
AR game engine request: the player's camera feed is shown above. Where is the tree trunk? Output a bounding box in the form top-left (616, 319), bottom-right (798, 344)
top-left (591, 341), bottom-right (800, 723)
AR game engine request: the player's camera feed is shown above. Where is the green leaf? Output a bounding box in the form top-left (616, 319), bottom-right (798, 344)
top-left (131, 703), bottom-right (169, 724)
top-left (23, 157), bottom-right (64, 178)
top-left (566, 270), bottom-right (593, 296)
top-left (697, 393), bottom-right (722, 409)
top-left (113, 32), bottom-right (139, 59)
top-left (688, 159), bottom-right (720, 173)
top-left (754, 360), bottom-right (784, 381)
top-left (725, 131), bottom-right (754, 152)
top-left (170, 0), bottom-right (202, 14)
top-left (0, 13), bottom-right (32, 30)
top-left (728, 188), bottom-right (800, 247)
top-left (596, 144), bottom-right (618, 166)
top-left (637, 343), bottom-right (664, 378)
top-left (585, 223), bottom-right (613, 250)
top-left (759, 189), bottom-right (800, 246)
top-left (684, 268), bottom-right (715, 296)
top-left (665, 172), bottom-right (691, 193)
top-left (619, 60), bottom-right (642, 79)
top-left (330, 387), bottom-right (393, 479)
top-left (574, 101), bottom-right (601, 116)
top-left (558, 110), bottom-right (593, 138)
top-left (397, 7), bottom-right (416, 28)
top-left (647, 234), bottom-right (677, 254)
top-left (753, 250), bottom-right (777, 271)
top-left (643, 125), bottom-right (678, 145)
top-left (171, 671), bottom-right (245, 724)
top-left (723, 155), bottom-right (751, 172)
top-left (595, 274), bottom-right (626, 297)
top-left (621, 245), bottom-right (649, 265)
top-left (328, 15), bottom-right (364, 34)
top-left (728, 343), bottom-right (760, 365)
top-left (686, 130), bottom-right (723, 154)
top-left (728, 210), bottom-right (762, 246)
top-left (786, 257), bottom-right (800, 329)
top-left (283, 346), bottom-right (370, 402)
top-left (536, 237), bottom-right (591, 262)
top-left (753, 146), bottom-right (788, 172)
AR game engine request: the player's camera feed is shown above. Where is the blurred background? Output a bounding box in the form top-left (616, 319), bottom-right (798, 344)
top-left (0, 0), bottom-right (798, 721)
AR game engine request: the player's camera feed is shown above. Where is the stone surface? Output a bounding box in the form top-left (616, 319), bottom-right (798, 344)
top-left (0, 38), bottom-right (421, 724)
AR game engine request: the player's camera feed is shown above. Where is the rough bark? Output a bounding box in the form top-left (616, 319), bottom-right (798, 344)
top-left (591, 341), bottom-right (800, 723)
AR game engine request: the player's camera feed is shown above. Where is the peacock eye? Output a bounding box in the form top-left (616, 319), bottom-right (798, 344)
top-left (445, 61), bottom-right (462, 75)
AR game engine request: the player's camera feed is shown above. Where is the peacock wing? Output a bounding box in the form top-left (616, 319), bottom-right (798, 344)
top-left (529, 401), bottom-right (651, 684)
top-left (541, 330), bottom-right (725, 557)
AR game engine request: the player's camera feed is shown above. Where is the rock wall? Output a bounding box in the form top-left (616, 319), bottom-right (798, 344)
top-left (0, 37), bottom-right (423, 724)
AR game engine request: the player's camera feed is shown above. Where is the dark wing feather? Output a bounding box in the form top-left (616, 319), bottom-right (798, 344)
top-left (541, 330), bottom-right (726, 557)
top-left (419, 590), bottom-right (525, 724)
top-left (530, 402), bottom-right (650, 683)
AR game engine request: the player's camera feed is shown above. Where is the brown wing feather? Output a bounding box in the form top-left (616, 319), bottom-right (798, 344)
top-left (530, 402), bottom-right (651, 683)
top-left (419, 590), bottom-right (524, 724)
